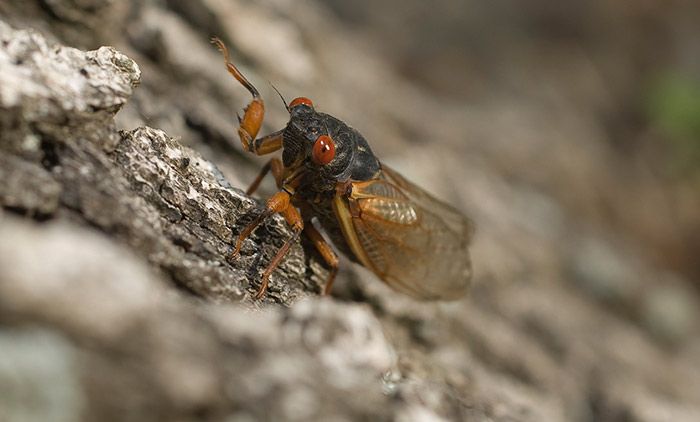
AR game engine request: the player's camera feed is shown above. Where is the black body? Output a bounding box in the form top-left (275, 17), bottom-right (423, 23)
top-left (281, 104), bottom-right (381, 260)
top-left (282, 105), bottom-right (381, 199)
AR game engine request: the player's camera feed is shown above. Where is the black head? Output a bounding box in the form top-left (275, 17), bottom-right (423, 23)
top-left (282, 97), bottom-right (380, 195)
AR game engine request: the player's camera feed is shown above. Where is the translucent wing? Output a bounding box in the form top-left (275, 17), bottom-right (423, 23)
top-left (333, 165), bottom-right (473, 300)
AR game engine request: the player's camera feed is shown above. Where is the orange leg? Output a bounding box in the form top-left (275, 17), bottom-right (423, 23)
top-left (246, 158), bottom-right (284, 195)
top-left (304, 224), bottom-right (339, 295)
top-left (232, 189), bottom-right (308, 299)
top-left (211, 37), bottom-right (283, 156)
top-left (255, 205), bottom-right (304, 299)
top-left (213, 37), bottom-right (309, 299)
top-left (250, 130), bottom-right (283, 156)
top-left (232, 190), bottom-right (291, 257)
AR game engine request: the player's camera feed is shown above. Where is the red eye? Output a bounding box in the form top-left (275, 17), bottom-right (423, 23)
top-left (312, 135), bottom-right (335, 165)
top-left (289, 97), bottom-right (313, 109)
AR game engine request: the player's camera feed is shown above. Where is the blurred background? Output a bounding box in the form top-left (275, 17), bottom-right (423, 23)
top-left (1, 0), bottom-right (699, 420)
top-left (114, 0), bottom-right (700, 342)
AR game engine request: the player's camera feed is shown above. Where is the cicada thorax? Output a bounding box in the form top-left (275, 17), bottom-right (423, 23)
top-left (282, 110), bottom-right (380, 195)
top-left (282, 110), bottom-right (388, 270)
top-left (283, 120), bottom-right (373, 262)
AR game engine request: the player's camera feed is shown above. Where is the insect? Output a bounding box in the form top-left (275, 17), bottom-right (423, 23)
top-left (212, 37), bottom-right (473, 300)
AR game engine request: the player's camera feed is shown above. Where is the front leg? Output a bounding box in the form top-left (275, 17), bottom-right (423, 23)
top-left (211, 37), bottom-right (283, 156)
top-left (232, 190), bottom-right (291, 257)
top-left (256, 205), bottom-right (304, 299)
top-left (229, 188), bottom-right (299, 299)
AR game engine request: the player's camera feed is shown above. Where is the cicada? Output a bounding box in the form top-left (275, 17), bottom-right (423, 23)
top-left (212, 38), bottom-right (473, 300)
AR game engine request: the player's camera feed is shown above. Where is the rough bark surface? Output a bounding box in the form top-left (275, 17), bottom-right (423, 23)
top-left (0, 19), bottom-right (323, 304)
top-left (1, 2), bottom-right (700, 421)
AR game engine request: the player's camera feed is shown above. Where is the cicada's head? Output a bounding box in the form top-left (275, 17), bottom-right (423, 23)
top-left (282, 97), bottom-right (380, 194)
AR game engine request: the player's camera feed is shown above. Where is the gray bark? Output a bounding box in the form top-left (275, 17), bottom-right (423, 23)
top-left (0, 20), bottom-right (324, 304)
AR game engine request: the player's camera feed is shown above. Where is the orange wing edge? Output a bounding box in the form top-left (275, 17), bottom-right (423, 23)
top-left (332, 194), bottom-right (377, 273)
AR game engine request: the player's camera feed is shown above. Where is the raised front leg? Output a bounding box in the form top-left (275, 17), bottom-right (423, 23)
top-left (211, 37), bottom-right (283, 156)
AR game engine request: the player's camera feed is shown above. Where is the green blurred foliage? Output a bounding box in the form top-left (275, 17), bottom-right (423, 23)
top-left (647, 73), bottom-right (700, 175)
